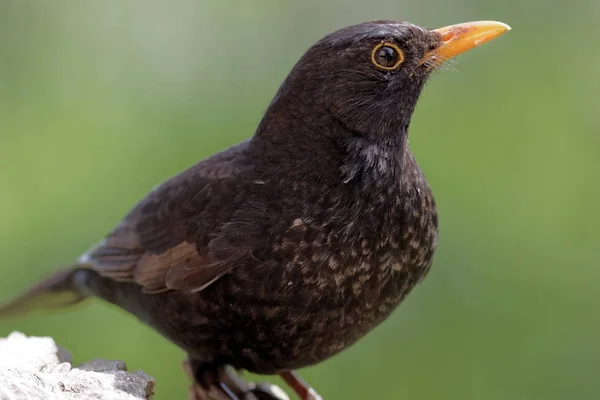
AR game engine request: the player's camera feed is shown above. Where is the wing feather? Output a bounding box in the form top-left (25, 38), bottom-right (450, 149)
top-left (80, 141), bottom-right (263, 293)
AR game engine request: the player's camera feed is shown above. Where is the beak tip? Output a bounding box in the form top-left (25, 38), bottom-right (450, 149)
top-left (495, 21), bottom-right (512, 32)
top-left (466, 20), bottom-right (512, 34)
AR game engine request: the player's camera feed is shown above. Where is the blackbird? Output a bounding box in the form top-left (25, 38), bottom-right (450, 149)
top-left (0, 20), bottom-right (510, 400)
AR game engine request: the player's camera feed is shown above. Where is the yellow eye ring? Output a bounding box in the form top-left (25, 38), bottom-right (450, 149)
top-left (371, 42), bottom-right (404, 70)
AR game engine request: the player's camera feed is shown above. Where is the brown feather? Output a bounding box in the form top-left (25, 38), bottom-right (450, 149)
top-left (79, 141), bottom-right (255, 293)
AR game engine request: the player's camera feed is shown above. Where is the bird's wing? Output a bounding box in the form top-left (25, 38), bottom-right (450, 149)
top-left (80, 141), bottom-right (266, 293)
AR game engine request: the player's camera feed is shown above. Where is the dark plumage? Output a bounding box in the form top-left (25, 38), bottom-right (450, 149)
top-left (0, 20), bottom-right (509, 400)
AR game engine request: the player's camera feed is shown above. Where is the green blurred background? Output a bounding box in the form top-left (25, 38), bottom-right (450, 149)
top-left (1, 1), bottom-right (599, 399)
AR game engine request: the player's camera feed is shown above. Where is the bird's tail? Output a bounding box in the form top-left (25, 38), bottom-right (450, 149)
top-left (0, 267), bottom-right (90, 318)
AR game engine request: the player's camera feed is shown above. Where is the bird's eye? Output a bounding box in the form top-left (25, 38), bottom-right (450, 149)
top-left (371, 43), bottom-right (404, 70)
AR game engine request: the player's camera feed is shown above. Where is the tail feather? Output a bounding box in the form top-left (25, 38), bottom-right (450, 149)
top-left (0, 268), bottom-right (88, 318)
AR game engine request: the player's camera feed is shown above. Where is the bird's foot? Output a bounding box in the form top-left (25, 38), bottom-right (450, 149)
top-left (278, 370), bottom-right (322, 400)
top-left (183, 358), bottom-right (289, 400)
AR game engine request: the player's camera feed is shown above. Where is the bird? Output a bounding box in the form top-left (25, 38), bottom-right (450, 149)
top-left (0, 20), bottom-right (510, 400)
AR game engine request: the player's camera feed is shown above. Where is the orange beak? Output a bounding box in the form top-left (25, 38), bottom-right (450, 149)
top-left (422, 21), bottom-right (511, 67)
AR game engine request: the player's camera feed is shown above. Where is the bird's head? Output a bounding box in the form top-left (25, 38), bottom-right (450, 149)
top-left (263, 20), bottom-right (510, 140)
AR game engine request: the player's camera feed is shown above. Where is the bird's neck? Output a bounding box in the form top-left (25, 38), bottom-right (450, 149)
top-left (250, 93), bottom-right (414, 187)
top-left (340, 133), bottom-right (410, 190)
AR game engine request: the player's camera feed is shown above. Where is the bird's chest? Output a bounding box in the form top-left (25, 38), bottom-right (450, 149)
top-left (270, 179), bottom-right (438, 320)
top-left (217, 185), bottom-right (437, 370)
top-left (192, 171), bottom-right (438, 371)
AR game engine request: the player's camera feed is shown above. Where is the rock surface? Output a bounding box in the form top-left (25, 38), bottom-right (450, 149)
top-left (0, 332), bottom-right (155, 400)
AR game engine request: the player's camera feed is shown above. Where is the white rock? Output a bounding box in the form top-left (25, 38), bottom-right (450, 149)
top-left (0, 332), bottom-right (154, 400)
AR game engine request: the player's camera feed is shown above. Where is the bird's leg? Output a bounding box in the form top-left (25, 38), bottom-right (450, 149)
top-left (183, 358), bottom-right (220, 400)
top-left (183, 358), bottom-right (288, 400)
top-left (278, 370), bottom-right (322, 400)
top-left (183, 358), bottom-right (236, 400)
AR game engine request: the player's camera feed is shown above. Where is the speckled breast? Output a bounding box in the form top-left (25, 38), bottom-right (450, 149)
top-left (174, 174), bottom-right (439, 373)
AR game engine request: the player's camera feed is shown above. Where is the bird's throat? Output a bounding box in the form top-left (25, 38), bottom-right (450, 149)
top-left (340, 130), bottom-right (408, 188)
